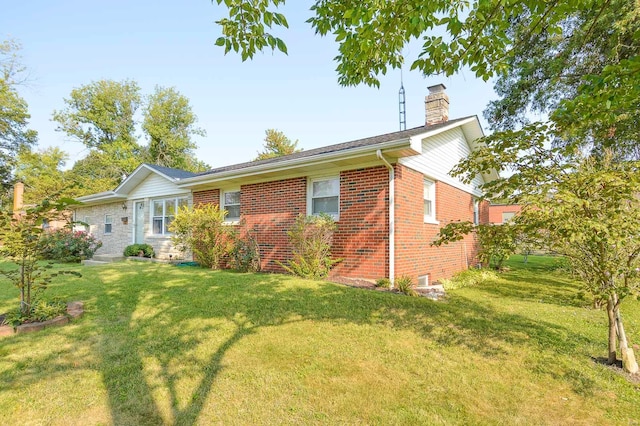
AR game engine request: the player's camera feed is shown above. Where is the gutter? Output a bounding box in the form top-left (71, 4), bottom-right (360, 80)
top-left (376, 149), bottom-right (395, 287)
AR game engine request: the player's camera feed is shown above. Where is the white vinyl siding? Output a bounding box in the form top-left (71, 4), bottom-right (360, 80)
top-left (400, 127), bottom-right (484, 196)
top-left (128, 173), bottom-right (190, 199)
top-left (309, 177), bottom-right (340, 219)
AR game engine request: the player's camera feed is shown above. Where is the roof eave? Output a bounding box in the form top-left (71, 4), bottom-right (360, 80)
top-left (178, 137), bottom-right (418, 189)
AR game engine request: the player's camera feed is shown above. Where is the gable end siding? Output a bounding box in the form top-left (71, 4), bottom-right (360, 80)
top-left (128, 174), bottom-right (190, 200)
top-left (400, 127), bottom-right (483, 196)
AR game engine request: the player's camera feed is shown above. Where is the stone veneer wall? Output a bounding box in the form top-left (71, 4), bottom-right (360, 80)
top-left (75, 198), bottom-right (189, 260)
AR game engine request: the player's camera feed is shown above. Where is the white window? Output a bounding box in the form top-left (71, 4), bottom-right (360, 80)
top-left (473, 199), bottom-right (480, 225)
top-left (104, 215), bottom-right (113, 234)
top-left (502, 211), bottom-right (516, 224)
top-left (309, 176), bottom-right (339, 218)
top-left (152, 197), bottom-right (188, 235)
top-left (222, 190), bottom-right (241, 221)
top-left (423, 178), bottom-right (436, 223)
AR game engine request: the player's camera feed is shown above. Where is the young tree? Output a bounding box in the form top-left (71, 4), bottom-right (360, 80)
top-left (0, 196), bottom-right (81, 319)
top-left (142, 86), bottom-right (208, 172)
top-left (255, 129), bottom-right (301, 160)
top-left (453, 134), bottom-right (640, 373)
top-left (0, 39), bottom-right (37, 190)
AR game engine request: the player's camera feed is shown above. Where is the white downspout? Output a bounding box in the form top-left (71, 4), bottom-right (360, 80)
top-left (377, 149), bottom-right (395, 287)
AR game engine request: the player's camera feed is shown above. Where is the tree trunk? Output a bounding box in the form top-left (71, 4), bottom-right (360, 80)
top-left (614, 298), bottom-right (639, 374)
top-left (606, 296), bottom-right (617, 365)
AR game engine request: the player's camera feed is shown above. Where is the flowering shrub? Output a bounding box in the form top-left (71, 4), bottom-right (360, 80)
top-left (39, 229), bottom-right (102, 263)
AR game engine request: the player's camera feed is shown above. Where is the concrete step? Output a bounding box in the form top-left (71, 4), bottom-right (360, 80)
top-left (91, 254), bottom-right (125, 263)
top-left (81, 259), bottom-right (110, 266)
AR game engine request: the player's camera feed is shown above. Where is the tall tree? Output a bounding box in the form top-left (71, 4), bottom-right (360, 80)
top-left (52, 79), bottom-right (143, 188)
top-left (0, 39), bottom-right (37, 190)
top-left (212, 1), bottom-right (614, 85)
top-left (484, 0), bottom-right (639, 159)
top-left (255, 129), bottom-right (301, 160)
top-left (142, 86), bottom-right (208, 172)
top-left (14, 146), bottom-right (74, 204)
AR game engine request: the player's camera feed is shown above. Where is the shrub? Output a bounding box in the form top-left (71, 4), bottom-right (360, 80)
top-left (230, 231), bottom-right (261, 272)
top-left (277, 214), bottom-right (341, 279)
top-left (169, 204), bottom-right (236, 269)
top-left (2, 297), bottom-right (67, 327)
top-left (439, 268), bottom-right (498, 290)
top-left (39, 229), bottom-right (102, 262)
top-left (123, 243), bottom-right (155, 258)
top-left (395, 275), bottom-right (418, 297)
top-left (375, 278), bottom-right (391, 289)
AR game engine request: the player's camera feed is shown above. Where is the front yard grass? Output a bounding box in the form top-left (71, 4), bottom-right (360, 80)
top-left (0, 256), bottom-right (638, 425)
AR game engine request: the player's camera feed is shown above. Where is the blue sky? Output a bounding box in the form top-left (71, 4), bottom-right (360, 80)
top-left (3, 0), bottom-right (497, 169)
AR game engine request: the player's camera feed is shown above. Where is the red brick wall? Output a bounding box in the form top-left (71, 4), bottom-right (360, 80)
top-left (488, 204), bottom-right (522, 224)
top-left (331, 166), bottom-right (389, 279)
top-left (193, 189), bottom-right (220, 207)
top-left (395, 164), bottom-right (481, 284)
top-left (192, 164), bottom-right (484, 283)
top-left (238, 177), bottom-right (307, 272)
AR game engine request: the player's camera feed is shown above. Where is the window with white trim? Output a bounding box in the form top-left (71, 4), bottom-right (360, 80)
top-left (473, 199), bottom-right (480, 225)
top-left (104, 214), bottom-right (113, 234)
top-left (222, 190), bottom-right (241, 221)
top-left (423, 178), bottom-right (436, 223)
top-left (309, 176), bottom-right (339, 218)
top-left (152, 197), bottom-right (188, 235)
top-left (502, 211), bottom-right (516, 224)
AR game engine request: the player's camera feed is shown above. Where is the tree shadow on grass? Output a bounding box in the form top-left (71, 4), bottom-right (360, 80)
top-left (478, 270), bottom-right (589, 309)
top-left (0, 262), bottom-right (600, 424)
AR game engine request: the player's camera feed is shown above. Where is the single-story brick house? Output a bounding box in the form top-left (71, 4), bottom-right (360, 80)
top-left (488, 203), bottom-right (522, 224)
top-left (74, 85), bottom-right (496, 284)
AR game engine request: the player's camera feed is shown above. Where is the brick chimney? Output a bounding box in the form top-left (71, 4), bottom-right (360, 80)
top-left (13, 182), bottom-right (24, 213)
top-left (425, 84), bottom-right (449, 126)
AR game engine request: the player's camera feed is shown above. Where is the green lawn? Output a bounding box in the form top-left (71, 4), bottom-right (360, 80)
top-left (0, 256), bottom-right (638, 425)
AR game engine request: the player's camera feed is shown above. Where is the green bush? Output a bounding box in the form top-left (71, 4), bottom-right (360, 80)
top-left (375, 278), bottom-right (391, 289)
top-left (169, 204), bottom-right (236, 269)
top-left (230, 232), bottom-right (261, 272)
top-left (439, 268), bottom-right (498, 290)
top-left (277, 214), bottom-right (341, 279)
top-left (395, 275), bottom-right (418, 297)
top-left (39, 229), bottom-right (102, 262)
top-left (123, 244), bottom-right (155, 258)
top-left (2, 297), bottom-right (67, 327)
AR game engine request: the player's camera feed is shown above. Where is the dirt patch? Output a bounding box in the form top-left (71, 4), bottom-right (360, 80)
top-left (592, 357), bottom-right (640, 384)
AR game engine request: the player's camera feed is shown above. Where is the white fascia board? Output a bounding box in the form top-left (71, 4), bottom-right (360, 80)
top-left (75, 191), bottom-right (127, 205)
top-left (178, 138), bottom-right (413, 189)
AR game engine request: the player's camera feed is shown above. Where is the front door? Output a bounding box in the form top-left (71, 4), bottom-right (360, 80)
top-left (134, 201), bottom-right (145, 244)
